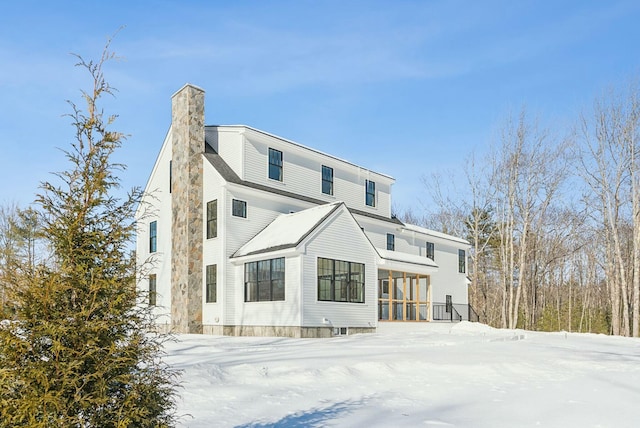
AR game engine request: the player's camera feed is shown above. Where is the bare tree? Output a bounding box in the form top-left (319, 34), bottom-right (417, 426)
top-left (578, 84), bottom-right (640, 336)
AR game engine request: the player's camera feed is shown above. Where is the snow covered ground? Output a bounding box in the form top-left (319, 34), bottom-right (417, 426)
top-left (165, 322), bottom-right (640, 427)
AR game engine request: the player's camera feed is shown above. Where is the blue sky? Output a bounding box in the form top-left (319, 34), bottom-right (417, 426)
top-left (1, 0), bottom-right (639, 212)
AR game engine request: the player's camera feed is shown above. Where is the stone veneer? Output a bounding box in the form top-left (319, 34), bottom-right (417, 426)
top-left (170, 84), bottom-right (205, 334)
top-left (202, 325), bottom-right (376, 338)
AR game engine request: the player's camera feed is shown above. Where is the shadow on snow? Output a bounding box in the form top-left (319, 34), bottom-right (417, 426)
top-left (235, 400), bottom-right (358, 428)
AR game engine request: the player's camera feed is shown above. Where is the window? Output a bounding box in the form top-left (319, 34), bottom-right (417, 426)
top-left (365, 180), bottom-right (376, 207)
top-left (149, 221), bottom-right (157, 253)
top-left (169, 160), bottom-right (172, 193)
top-left (322, 165), bottom-right (333, 195)
top-left (387, 233), bottom-right (395, 251)
top-left (232, 199), bottom-right (247, 218)
top-left (206, 264), bottom-right (217, 303)
top-left (268, 148), bottom-right (283, 181)
top-left (244, 257), bottom-right (285, 302)
top-left (149, 274), bottom-right (157, 306)
top-left (206, 200), bottom-right (217, 238)
top-left (446, 295), bottom-right (452, 313)
top-left (426, 242), bottom-right (435, 260)
top-left (317, 257), bottom-right (365, 303)
top-left (458, 249), bottom-right (466, 273)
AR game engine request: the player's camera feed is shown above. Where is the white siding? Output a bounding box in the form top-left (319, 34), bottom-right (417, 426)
top-left (227, 256), bottom-right (302, 326)
top-left (355, 216), bottom-right (403, 250)
top-left (136, 130), bottom-right (173, 324)
top-left (215, 128), bottom-right (244, 178)
top-left (222, 186), bottom-right (316, 325)
top-left (355, 215), bottom-right (470, 307)
top-left (301, 209), bottom-right (378, 328)
top-left (201, 161), bottom-right (225, 326)
top-left (238, 129), bottom-right (394, 217)
top-left (429, 241), bottom-right (469, 305)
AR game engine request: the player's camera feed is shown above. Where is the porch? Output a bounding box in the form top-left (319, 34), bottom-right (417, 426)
top-left (377, 269), bottom-right (432, 321)
top-left (376, 269), bottom-right (480, 323)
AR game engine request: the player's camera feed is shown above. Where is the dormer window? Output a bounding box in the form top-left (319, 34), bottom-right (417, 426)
top-left (365, 180), bottom-right (376, 207)
top-left (426, 242), bottom-right (434, 260)
top-left (322, 165), bottom-right (333, 195)
top-left (268, 148), bottom-right (283, 181)
top-left (387, 233), bottom-right (395, 251)
top-left (459, 249), bottom-right (466, 273)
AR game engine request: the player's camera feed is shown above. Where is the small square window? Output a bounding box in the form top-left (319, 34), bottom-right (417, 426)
top-left (232, 199), bottom-right (247, 218)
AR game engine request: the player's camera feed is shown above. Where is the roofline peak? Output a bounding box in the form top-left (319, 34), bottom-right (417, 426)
top-left (171, 83), bottom-right (205, 98)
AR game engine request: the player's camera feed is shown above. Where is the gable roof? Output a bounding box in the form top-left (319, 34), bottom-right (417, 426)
top-left (375, 248), bottom-right (438, 269)
top-left (232, 202), bottom-right (344, 258)
top-left (202, 143), bottom-right (403, 226)
top-left (401, 223), bottom-right (470, 246)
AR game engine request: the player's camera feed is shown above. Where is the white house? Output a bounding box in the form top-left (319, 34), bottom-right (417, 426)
top-left (136, 84), bottom-right (473, 338)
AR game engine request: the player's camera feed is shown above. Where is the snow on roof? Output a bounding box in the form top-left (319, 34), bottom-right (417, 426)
top-left (232, 202), bottom-right (343, 258)
top-left (401, 223), bottom-right (470, 246)
top-left (376, 248), bottom-right (439, 269)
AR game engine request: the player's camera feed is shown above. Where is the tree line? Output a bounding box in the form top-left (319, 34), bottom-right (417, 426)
top-left (400, 82), bottom-right (640, 337)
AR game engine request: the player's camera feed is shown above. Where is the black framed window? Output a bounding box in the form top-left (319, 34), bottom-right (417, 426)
top-left (245, 257), bottom-right (285, 302)
top-left (207, 200), bottom-right (217, 238)
top-left (232, 199), bottom-right (247, 218)
top-left (322, 165), bottom-right (333, 195)
top-left (169, 160), bottom-right (172, 193)
top-left (458, 249), bottom-right (466, 273)
top-left (149, 274), bottom-right (157, 306)
top-left (426, 242), bottom-right (435, 260)
top-left (365, 180), bottom-right (376, 207)
top-left (387, 233), bottom-right (395, 251)
top-left (268, 148), bottom-right (283, 181)
top-left (206, 264), bottom-right (217, 303)
top-left (317, 257), bottom-right (365, 303)
top-left (149, 221), bottom-right (157, 253)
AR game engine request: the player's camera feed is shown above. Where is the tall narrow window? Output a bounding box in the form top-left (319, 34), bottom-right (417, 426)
top-left (232, 199), bottom-right (247, 218)
top-left (149, 221), bottom-right (157, 253)
top-left (426, 242), bottom-right (435, 260)
top-left (206, 200), bottom-right (217, 238)
top-left (322, 165), bottom-right (333, 195)
top-left (387, 233), bottom-right (395, 251)
top-left (206, 264), bottom-right (217, 303)
top-left (458, 249), bottom-right (466, 273)
top-left (268, 148), bottom-right (283, 181)
top-left (365, 180), bottom-right (376, 207)
top-left (169, 160), bottom-right (172, 193)
top-left (149, 274), bottom-right (157, 306)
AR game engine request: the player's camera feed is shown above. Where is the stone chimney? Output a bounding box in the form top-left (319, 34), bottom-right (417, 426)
top-left (170, 84), bottom-right (205, 334)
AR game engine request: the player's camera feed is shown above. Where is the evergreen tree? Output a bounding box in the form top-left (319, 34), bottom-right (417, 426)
top-left (0, 38), bottom-right (179, 427)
